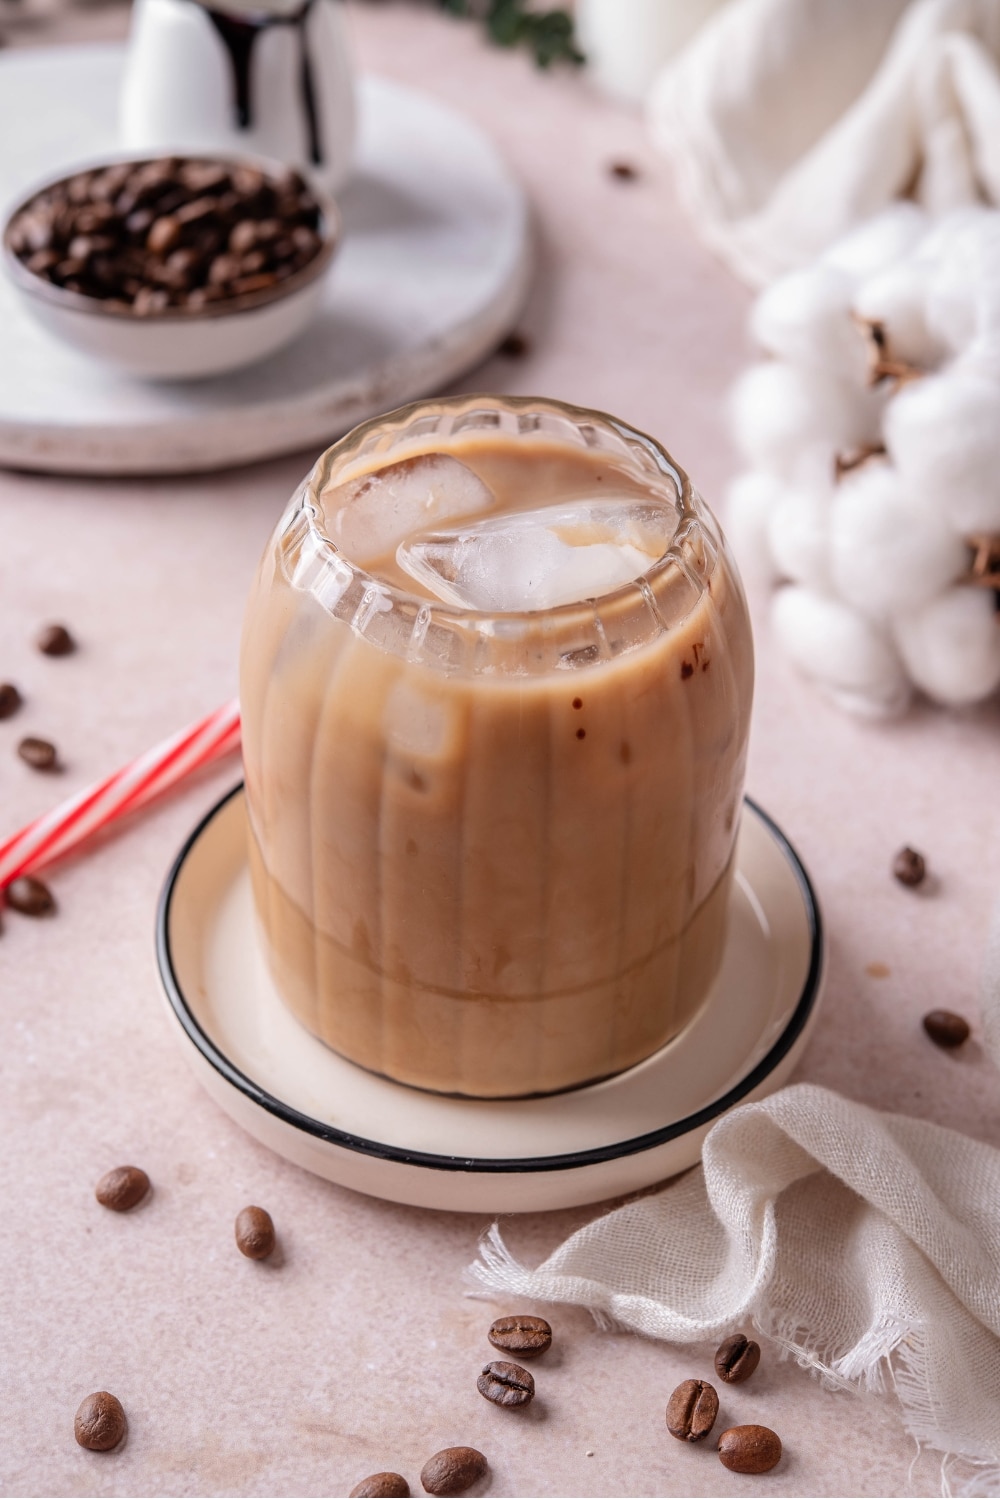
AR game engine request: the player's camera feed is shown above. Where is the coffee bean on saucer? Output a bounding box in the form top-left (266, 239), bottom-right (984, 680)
top-left (420, 1447), bottom-right (487, 1496)
top-left (717, 1424), bottom-right (782, 1474)
top-left (477, 1359), bottom-right (534, 1408)
top-left (714, 1332), bottom-right (761, 1383)
top-left (18, 736), bottom-right (58, 770)
top-left (0, 682), bottom-right (23, 719)
top-left (5, 874), bottom-right (55, 916)
top-left (74, 1390), bottom-right (127, 1451)
top-left (922, 1009), bottom-right (970, 1049)
top-left (666, 1378), bottom-right (719, 1442)
top-left (487, 1313), bottom-right (551, 1359)
top-left (350, 1474), bottom-right (410, 1498)
top-left (608, 160), bottom-right (639, 181)
top-left (37, 623), bottom-right (75, 656)
top-left (235, 1204), bottom-right (275, 1259)
top-left (95, 1165), bottom-right (150, 1212)
top-left (893, 846), bottom-right (926, 887)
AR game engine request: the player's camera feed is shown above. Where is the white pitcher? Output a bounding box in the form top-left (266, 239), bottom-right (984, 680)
top-left (120, 0), bottom-right (356, 194)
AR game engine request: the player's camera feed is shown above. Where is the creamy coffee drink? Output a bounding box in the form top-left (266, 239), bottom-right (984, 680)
top-left (240, 397), bottom-right (753, 1097)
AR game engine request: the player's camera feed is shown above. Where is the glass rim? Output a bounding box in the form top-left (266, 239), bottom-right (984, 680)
top-left (288, 393), bottom-right (713, 631)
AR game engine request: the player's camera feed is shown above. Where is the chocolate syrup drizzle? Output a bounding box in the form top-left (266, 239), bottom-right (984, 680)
top-left (203, 0), bottom-right (324, 166)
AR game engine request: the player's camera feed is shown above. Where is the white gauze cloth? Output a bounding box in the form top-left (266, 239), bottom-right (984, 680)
top-left (470, 914), bottom-right (1000, 1484)
top-left (648, 0), bottom-right (1000, 285)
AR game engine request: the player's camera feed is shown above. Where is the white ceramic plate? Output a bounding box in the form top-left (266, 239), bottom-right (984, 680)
top-left (0, 49), bottom-right (531, 473)
top-left (156, 787), bottom-right (824, 1212)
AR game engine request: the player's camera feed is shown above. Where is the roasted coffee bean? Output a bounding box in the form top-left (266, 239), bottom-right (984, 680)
top-left (146, 215), bottom-right (182, 255)
top-left (717, 1424), bottom-right (782, 1474)
top-left (477, 1359), bottom-right (534, 1408)
top-left (487, 1313), bottom-right (551, 1359)
top-left (0, 681), bottom-right (22, 719)
top-left (74, 1390), bottom-right (127, 1451)
top-left (893, 846), bottom-right (926, 887)
top-left (666, 1378), bottom-right (719, 1442)
top-left (36, 622), bottom-right (75, 656)
top-left (18, 736), bottom-right (57, 770)
top-left (235, 1204), bottom-right (275, 1259)
top-left (714, 1332), bottom-right (761, 1383)
top-left (419, 1447), bottom-right (487, 1496)
top-left (5, 874), bottom-right (55, 916)
top-left (350, 1474), bottom-right (410, 1498)
top-left (923, 1009), bottom-right (970, 1048)
top-left (95, 1165), bottom-right (150, 1212)
top-left (497, 332), bottom-right (530, 358)
top-left (609, 160), bottom-right (639, 180)
top-left (229, 219), bottom-right (259, 255)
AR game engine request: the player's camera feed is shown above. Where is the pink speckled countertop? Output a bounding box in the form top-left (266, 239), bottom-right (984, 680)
top-left (2, 5), bottom-right (999, 1496)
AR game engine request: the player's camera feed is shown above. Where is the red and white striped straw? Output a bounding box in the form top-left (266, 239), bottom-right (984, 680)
top-left (0, 698), bottom-right (241, 889)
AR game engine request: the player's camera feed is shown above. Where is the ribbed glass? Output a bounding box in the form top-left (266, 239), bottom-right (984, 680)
top-left (240, 395), bottom-right (754, 1097)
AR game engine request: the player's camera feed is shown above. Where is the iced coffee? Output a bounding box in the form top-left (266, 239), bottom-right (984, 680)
top-left (240, 397), bottom-right (753, 1097)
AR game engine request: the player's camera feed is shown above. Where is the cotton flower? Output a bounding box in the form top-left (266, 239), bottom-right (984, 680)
top-left (724, 471), bottom-right (783, 585)
top-left (729, 205), bottom-right (1000, 715)
top-left (893, 587), bottom-right (1000, 706)
top-left (829, 458), bottom-right (968, 620)
top-left (751, 265), bottom-right (867, 381)
top-left (772, 585), bottom-right (911, 717)
top-left (730, 361), bottom-right (884, 478)
top-left (884, 363), bottom-right (1000, 534)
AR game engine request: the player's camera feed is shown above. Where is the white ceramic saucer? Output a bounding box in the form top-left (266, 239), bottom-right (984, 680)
top-left (156, 787), bottom-right (824, 1212)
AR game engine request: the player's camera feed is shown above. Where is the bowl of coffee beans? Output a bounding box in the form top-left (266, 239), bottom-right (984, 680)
top-left (1, 154), bottom-right (338, 379)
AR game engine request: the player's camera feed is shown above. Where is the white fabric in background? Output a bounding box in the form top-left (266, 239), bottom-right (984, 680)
top-left (648, 0), bottom-right (1000, 285)
top-left (470, 914), bottom-right (1000, 1490)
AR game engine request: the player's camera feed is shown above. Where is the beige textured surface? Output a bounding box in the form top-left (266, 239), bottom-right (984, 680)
top-left (1, 4), bottom-right (999, 1496)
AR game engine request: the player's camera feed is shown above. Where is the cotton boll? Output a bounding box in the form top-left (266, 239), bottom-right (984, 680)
top-left (730, 361), bottom-right (885, 478)
top-left (724, 471), bottom-right (783, 585)
top-left (767, 477), bottom-right (833, 590)
top-left (893, 587), bottom-right (1000, 706)
top-left (884, 365), bottom-right (1000, 533)
top-left (772, 584), bottom-right (911, 716)
top-left (830, 459), bottom-right (968, 620)
top-left (852, 261), bottom-right (945, 369)
top-left (751, 265), bottom-right (868, 381)
top-left (822, 202), bottom-right (929, 280)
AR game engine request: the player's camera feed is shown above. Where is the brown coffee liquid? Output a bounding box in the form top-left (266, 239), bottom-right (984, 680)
top-left (240, 433), bottom-right (753, 1097)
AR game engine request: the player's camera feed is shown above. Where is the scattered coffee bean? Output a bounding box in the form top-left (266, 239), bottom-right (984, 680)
top-left (74, 1391), bottom-right (127, 1452)
top-left (7, 157), bottom-right (326, 315)
top-left (717, 1424), bottom-right (782, 1474)
top-left (5, 874), bottom-right (55, 916)
top-left (608, 160), bottom-right (639, 180)
top-left (666, 1378), bottom-right (719, 1442)
top-left (477, 1359), bottom-right (534, 1408)
top-left (893, 846), bottom-right (926, 887)
top-left (0, 681), bottom-right (22, 718)
top-left (235, 1204), bottom-right (276, 1259)
top-left (714, 1332), bottom-right (761, 1383)
top-left (487, 1313), bottom-right (551, 1359)
top-left (420, 1447), bottom-right (487, 1496)
top-left (95, 1165), bottom-right (150, 1212)
top-left (922, 1009), bottom-right (970, 1049)
top-left (17, 735), bottom-right (58, 770)
top-left (36, 623), bottom-right (76, 656)
top-left (350, 1474), bottom-right (410, 1498)
top-left (497, 332), bottom-right (530, 358)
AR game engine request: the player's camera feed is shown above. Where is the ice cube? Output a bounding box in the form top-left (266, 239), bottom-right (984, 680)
top-left (397, 498), bottom-right (677, 611)
top-left (322, 453), bottom-right (495, 566)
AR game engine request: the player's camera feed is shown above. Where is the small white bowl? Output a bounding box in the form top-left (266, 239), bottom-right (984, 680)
top-left (1, 154), bottom-right (339, 381)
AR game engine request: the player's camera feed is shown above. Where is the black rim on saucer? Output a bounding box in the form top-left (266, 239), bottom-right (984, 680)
top-left (155, 784), bottom-right (823, 1175)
